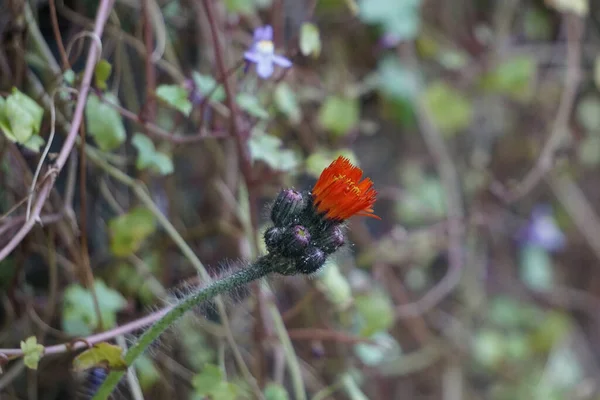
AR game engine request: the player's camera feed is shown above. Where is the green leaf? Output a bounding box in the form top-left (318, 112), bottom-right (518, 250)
top-left (109, 207), bottom-right (156, 256)
top-left (73, 342), bottom-right (127, 371)
top-left (264, 383), bottom-right (289, 400)
top-left (132, 133), bottom-right (174, 175)
top-left (237, 93), bottom-right (269, 119)
top-left (85, 93), bottom-right (126, 151)
top-left (396, 169), bottom-right (447, 225)
top-left (249, 131), bottom-right (299, 171)
top-left (22, 135), bottom-right (45, 152)
top-left (523, 7), bottom-right (552, 41)
top-left (62, 280), bottom-right (127, 336)
top-left (224, 0), bottom-right (255, 14)
top-left (135, 354), bottom-right (161, 390)
top-left (377, 57), bottom-right (421, 101)
top-left (519, 244), bottom-right (554, 291)
top-left (94, 59), bottom-right (112, 90)
top-left (546, 0), bottom-right (588, 15)
top-left (481, 56), bottom-right (536, 102)
top-left (21, 336), bottom-right (45, 370)
top-left (576, 94), bottom-right (600, 133)
top-left (314, 261), bottom-right (353, 311)
top-left (274, 83), bottom-right (302, 124)
top-left (63, 69), bottom-right (76, 86)
top-left (355, 290), bottom-right (394, 337)
top-left (0, 88), bottom-right (44, 147)
top-left (318, 96), bottom-right (360, 137)
top-left (472, 329), bottom-right (505, 369)
top-left (578, 135), bottom-right (600, 167)
top-left (156, 84), bottom-right (192, 116)
top-left (422, 81), bottom-right (472, 136)
top-left (359, 0), bottom-right (421, 40)
top-left (299, 23), bottom-right (321, 57)
top-left (192, 364), bottom-right (240, 400)
top-left (192, 72), bottom-right (225, 102)
top-left (354, 332), bottom-right (401, 366)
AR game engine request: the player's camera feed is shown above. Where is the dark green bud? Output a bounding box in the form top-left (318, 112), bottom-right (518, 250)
top-left (271, 189), bottom-right (306, 227)
top-left (295, 247), bottom-right (326, 275)
top-left (316, 224), bottom-right (345, 254)
top-left (264, 227), bottom-right (284, 254)
top-left (281, 225), bottom-right (312, 257)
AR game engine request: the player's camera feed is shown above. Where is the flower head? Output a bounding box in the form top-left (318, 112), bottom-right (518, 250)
top-left (244, 25), bottom-right (292, 79)
top-left (520, 205), bottom-right (565, 252)
top-left (312, 156), bottom-right (379, 221)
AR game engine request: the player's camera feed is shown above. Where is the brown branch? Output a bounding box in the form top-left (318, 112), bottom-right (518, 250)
top-left (0, 0), bottom-right (115, 262)
top-left (492, 15), bottom-right (583, 203)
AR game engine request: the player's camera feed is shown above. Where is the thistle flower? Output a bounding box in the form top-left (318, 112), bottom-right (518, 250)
top-left (244, 25), bottom-right (292, 79)
top-left (312, 156), bottom-right (379, 221)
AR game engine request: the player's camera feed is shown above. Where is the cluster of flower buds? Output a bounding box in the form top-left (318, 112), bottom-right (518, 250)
top-left (264, 189), bottom-right (346, 275)
top-left (263, 156), bottom-right (379, 276)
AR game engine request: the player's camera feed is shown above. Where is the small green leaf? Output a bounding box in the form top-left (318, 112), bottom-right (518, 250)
top-left (109, 207), bottom-right (156, 256)
top-left (473, 329), bottom-right (505, 369)
top-left (135, 354), bottom-right (161, 390)
top-left (314, 261), bottom-right (353, 311)
top-left (422, 81), bottom-right (472, 136)
top-left (377, 57), bottom-right (421, 101)
top-left (576, 94), bottom-right (600, 133)
top-left (274, 83), bottom-right (301, 124)
top-left (481, 56), bottom-right (536, 102)
top-left (355, 290), bottom-right (394, 337)
top-left (85, 93), bottom-right (126, 151)
top-left (354, 332), bottom-right (402, 366)
top-left (396, 169), bottom-right (447, 225)
top-left (62, 280), bottom-right (127, 336)
top-left (94, 59), bottom-right (112, 90)
top-left (132, 133), bottom-right (174, 175)
top-left (22, 135), bottom-right (45, 152)
top-left (318, 96), bottom-right (360, 137)
top-left (264, 383), bottom-right (289, 400)
top-left (520, 244), bottom-right (554, 291)
top-left (249, 131), bottom-right (299, 171)
top-left (523, 7), bottom-right (553, 41)
top-left (63, 69), bottom-right (76, 86)
top-left (359, 0), bottom-right (421, 40)
top-left (192, 364), bottom-right (241, 400)
top-left (21, 336), bottom-right (45, 370)
top-left (192, 72), bottom-right (225, 102)
top-left (546, 0), bottom-right (588, 15)
top-left (224, 0), bottom-right (255, 14)
top-left (578, 135), bottom-right (600, 166)
top-left (0, 88), bottom-right (44, 147)
top-left (237, 93), bottom-right (269, 119)
top-left (73, 342), bottom-right (127, 371)
top-left (299, 23), bottom-right (321, 57)
top-left (156, 84), bottom-right (192, 116)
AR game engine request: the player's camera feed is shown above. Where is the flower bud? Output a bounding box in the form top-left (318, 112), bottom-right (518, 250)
top-left (295, 247), bottom-right (326, 275)
top-left (264, 227), bottom-right (284, 254)
top-left (281, 225), bottom-right (311, 257)
top-left (271, 189), bottom-right (306, 227)
top-left (316, 224), bottom-right (345, 254)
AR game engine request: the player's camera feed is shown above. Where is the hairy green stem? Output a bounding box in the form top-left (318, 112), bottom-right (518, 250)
top-left (92, 256), bottom-right (276, 400)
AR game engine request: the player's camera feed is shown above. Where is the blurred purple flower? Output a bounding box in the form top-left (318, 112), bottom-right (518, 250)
top-left (520, 205), bottom-right (565, 252)
top-left (380, 32), bottom-right (402, 48)
top-left (244, 25), bottom-right (292, 79)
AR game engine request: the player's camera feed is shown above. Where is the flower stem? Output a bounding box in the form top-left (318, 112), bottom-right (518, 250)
top-left (92, 256), bottom-right (276, 400)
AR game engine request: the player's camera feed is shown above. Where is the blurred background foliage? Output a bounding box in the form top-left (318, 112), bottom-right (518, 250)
top-left (1, 0), bottom-right (600, 399)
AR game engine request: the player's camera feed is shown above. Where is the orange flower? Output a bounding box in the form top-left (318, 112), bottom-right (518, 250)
top-left (312, 156), bottom-right (379, 221)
